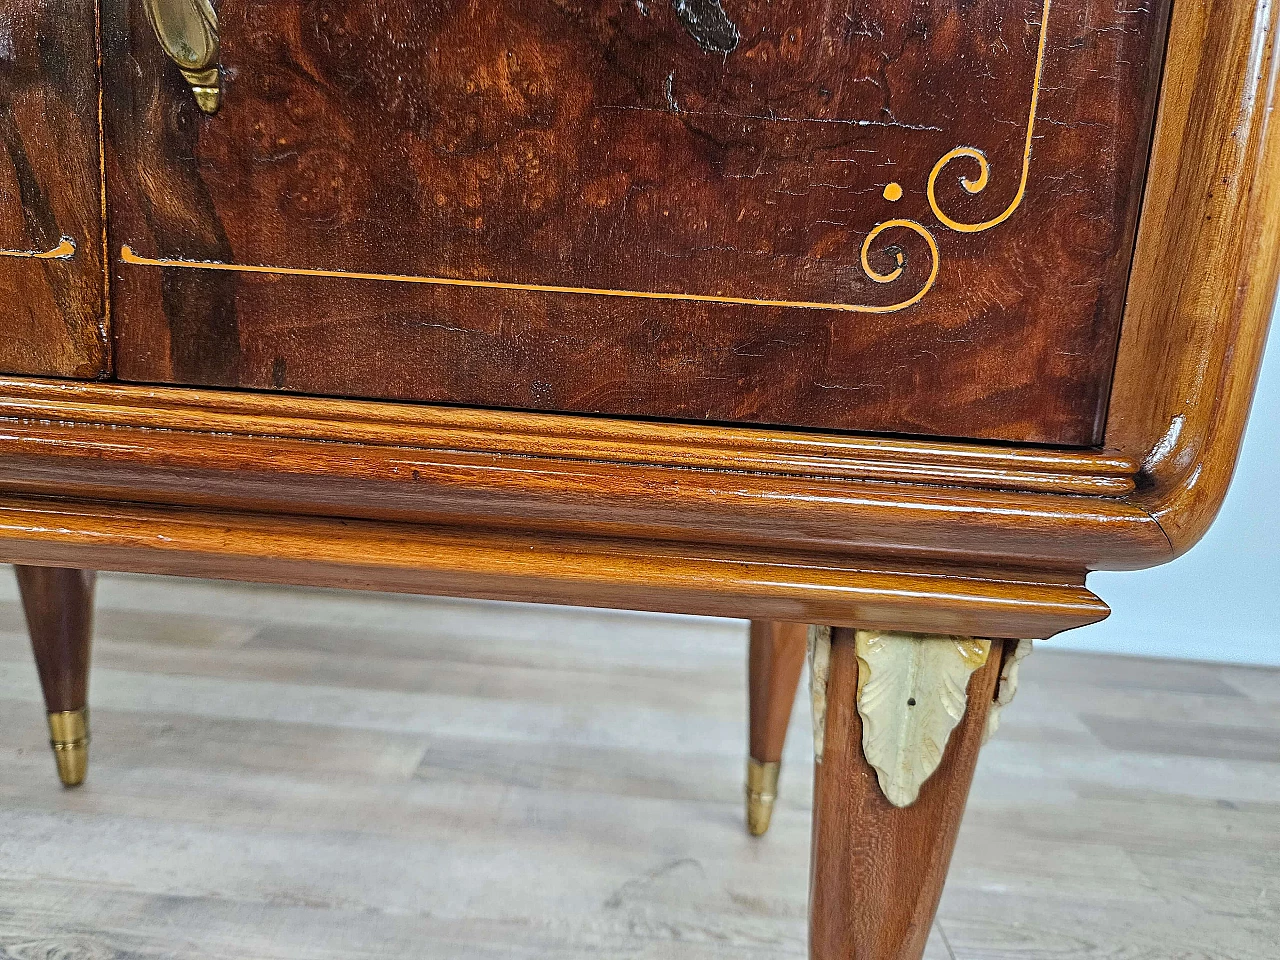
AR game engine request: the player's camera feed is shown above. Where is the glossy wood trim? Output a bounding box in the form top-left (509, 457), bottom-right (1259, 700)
top-left (0, 410), bottom-right (1169, 570)
top-left (0, 378), bottom-right (1138, 496)
top-left (746, 620), bottom-right (808, 836)
top-left (14, 565), bottom-right (95, 714)
top-left (1107, 0), bottom-right (1280, 555)
top-left (0, 496), bottom-right (1108, 638)
top-left (0, 0), bottom-right (1273, 644)
top-left (14, 565), bottom-right (96, 785)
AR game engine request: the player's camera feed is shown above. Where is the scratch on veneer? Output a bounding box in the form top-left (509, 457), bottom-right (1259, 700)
top-left (671, 0), bottom-right (740, 55)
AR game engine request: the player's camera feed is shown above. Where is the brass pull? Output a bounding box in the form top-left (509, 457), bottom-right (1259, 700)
top-left (141, 0), bottom-right (222, 114)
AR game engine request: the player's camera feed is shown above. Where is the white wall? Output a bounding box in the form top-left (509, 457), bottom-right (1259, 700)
top-left (1057, 301), bottom-right (1280, 665)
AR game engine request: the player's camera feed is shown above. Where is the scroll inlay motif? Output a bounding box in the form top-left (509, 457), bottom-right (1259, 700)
top-left (119, 0), bottom-right (1054, 316)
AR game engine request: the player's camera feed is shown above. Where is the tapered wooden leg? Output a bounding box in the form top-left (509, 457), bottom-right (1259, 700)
top-left (14, 566), bottom-right (96, 787)
top-left (746, 620), bottom-right (808, 835)
top-left (809, 628), bottom-right (1004, 960)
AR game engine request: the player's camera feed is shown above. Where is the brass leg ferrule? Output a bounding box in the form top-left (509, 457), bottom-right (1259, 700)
top-left (745, 758), bottom-right (781, 837)
top-left (47, 709), bottom-right (89, 787)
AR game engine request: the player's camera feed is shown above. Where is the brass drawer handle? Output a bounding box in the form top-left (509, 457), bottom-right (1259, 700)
top-left (142, 0), bottom-right (222, 114)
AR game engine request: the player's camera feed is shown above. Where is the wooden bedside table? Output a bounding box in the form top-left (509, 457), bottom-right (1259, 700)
top-left (2, 1), bottom-right (1276, 957)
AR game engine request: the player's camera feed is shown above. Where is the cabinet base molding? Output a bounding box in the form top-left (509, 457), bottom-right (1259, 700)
top-left (0, 496), bottom-right (1110, 639)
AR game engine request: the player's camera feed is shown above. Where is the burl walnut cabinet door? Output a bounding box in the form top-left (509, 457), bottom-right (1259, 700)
top-left (0, 0), bottom-right (108, 378)
top-left (104, 0), bottom-right (1169, 445)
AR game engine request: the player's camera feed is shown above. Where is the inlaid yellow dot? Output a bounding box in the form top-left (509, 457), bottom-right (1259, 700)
top-left (883, 182), bottom-right (903, 202)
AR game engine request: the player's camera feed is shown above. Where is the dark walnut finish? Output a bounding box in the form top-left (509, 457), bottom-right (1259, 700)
top-left (14, 566), bottom-right (96, 714)
top-left (105, 0), bottom-right (1167, 445)
top-left (0, 0), bottom-right (107, 379)
top-left (0, 0), bottom-right (1264, 753)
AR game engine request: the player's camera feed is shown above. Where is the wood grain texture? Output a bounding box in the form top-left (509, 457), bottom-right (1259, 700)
top-left (1106, 0), bottom-right (1280, 555)
top-left (810, 628), bottom-right (1001, 960)
top-left (0, 381), bottom-right (1171, 577)
top-left (0, 0), bottom-right (1271, 663)
top-left (0, 378), bottom-right (1142, 495)
top-left (0, 0), bottom-right (108, 377)
top-left (13, 565), bottom-right (95, 713)
top-left (104, 0), bottom-right (1169, 445)
top-left (0, 497), bottom-right (1111, 639)
top-left (748, 621), bottom-right (807, 763)
top-left (0, 373), bottom-right (1163, 642)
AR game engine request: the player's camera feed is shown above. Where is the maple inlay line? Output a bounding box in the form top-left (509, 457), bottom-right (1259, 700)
top-left (122, 222), bottom-right (940, 313)
top-left (0, 238), bottom-right (76, 261)
top-left (120, 0), bottom-right (1051, 315)
top-left (927, 0), bottom-right (1052, 232)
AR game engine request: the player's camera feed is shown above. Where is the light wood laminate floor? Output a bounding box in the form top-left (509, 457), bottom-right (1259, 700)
top-left (0, 572), bottom-right (1277, 959)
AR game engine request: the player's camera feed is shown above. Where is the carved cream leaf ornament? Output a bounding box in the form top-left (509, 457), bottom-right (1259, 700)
top-left (985, 639), bottom-right (1033, 743)
top-left (807, 626), bottom-right (999, 808)
top-left (855, 631), bottom-right (990, 808)
top-left (808, 625), bottom-right (832, 763)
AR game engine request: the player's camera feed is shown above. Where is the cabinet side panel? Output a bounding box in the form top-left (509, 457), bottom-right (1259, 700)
top-left (0, 0), bottom-right (107, 378)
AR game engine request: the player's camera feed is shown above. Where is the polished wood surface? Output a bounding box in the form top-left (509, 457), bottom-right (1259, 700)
top-left (0, 0), bottom-right (1266, 644)
top-left (748, 621), bottom-right (807, 764)
top-left (0, 380), bottom-right (1166, 644)
top-left (0, 496), bottom-right (1110, 639)
top-left (13, 565), bottom-right (95, 714)
top-left (1109, 0), bottom-right (1280, 555)
top-left (0, 383), bottom-right (1164, 582)
top-left (0, 378), bottom-right (1143, 495)
top-left (0, 0), bottom-right (107, 378)
top-left (104, 0), bottom-right (1168, 444)
top-left (809, 629), bottom-right (1001, 960)
top-left (0, 4), bottom-right (1273, 957)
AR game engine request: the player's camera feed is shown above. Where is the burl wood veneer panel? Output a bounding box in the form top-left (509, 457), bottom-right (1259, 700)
top-left (0, 0), bottom-right (107, 378)
top-left (105, 0), bottom-right (1167, 444)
